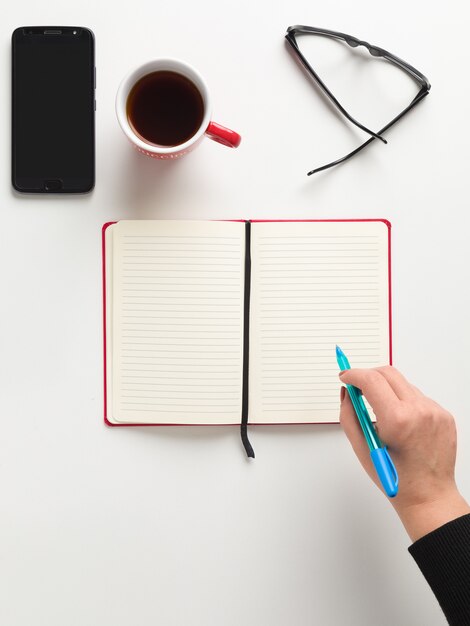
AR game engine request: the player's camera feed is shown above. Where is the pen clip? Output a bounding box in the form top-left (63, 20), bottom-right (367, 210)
top-left (370, 446), bottom-right (399, 498)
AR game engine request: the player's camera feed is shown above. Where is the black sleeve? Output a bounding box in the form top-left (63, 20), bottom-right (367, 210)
top-left (408, 513), bottom-right (470, 625)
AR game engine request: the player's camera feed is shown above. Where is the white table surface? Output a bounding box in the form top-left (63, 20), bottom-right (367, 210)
top-left (2, 1), bottom-right (469, 625)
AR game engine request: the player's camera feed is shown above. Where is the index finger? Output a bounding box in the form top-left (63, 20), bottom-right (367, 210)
top-left (339, 368), bottom-right (401, 420)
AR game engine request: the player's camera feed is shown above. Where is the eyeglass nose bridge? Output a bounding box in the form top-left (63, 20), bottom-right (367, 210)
top-left (345, 37), bottom-right (383, 58)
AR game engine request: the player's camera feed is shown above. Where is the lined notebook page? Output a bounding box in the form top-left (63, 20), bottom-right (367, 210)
top-left (108, 220), bottom-right (245, 424)
top-left (249, 221), bottom-right (390, 424)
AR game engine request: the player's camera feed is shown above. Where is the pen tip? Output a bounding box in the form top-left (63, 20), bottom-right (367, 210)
top-left (336, 345), bottom-right (344, 357)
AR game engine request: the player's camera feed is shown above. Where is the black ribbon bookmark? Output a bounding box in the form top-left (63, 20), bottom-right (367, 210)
top-left (241, 220), bottom-right (255, 458)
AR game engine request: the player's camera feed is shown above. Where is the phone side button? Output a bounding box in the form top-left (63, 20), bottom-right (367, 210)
top-left (94, 99), bottom-right (96, 111)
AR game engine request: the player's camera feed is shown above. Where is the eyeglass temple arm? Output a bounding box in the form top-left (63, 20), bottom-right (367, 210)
top-left (286, 34), bottom-right (387, 145)
top-left (308, 87), bottom-right (429, 175)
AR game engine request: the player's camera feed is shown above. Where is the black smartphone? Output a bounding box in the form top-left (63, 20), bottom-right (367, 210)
top-left (12, 27), bottom-right (95, 193)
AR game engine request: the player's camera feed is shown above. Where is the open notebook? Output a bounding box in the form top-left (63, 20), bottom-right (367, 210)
top-left (103, 220), bottom-right (391, 452)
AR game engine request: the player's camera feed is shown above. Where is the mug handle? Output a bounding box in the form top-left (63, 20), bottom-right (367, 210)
top-left (205, 121), bottom-right (241, 148)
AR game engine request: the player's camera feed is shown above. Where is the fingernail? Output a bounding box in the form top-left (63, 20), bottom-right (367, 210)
top-left (340, 386), bottom-right (346, 403)
top-left (338, 370), bottom-right (346, 378)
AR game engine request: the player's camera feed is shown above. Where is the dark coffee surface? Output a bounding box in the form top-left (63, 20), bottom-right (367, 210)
top-left (126, 71), bottom-right (204, 147)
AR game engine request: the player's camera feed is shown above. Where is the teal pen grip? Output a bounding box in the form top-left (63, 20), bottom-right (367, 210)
top-left (370, 447), bottom-right (399, 498)
top-left (346, 384), bottom-right (379, 451)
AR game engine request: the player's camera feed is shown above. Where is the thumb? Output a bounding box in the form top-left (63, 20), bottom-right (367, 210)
top-left (338, 368), bottom-right (400, 420)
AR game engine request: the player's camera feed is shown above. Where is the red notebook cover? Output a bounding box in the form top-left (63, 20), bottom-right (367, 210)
top-left (102, 219), bottom-right (392, 427)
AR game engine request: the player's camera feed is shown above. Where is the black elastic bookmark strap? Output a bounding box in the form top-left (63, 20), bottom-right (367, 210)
top-left (241, 221), bottom-right (255, 458)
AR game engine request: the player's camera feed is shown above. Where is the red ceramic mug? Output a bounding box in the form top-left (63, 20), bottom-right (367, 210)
top-left (116, 59), bottom-right (241, 159)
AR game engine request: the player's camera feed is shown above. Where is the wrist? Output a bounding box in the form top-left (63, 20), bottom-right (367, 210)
top-left (393, 489), bottom-right (470, 542)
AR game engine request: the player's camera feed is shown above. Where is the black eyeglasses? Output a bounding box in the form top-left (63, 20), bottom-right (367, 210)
top-left (285, 25), bottom-right (431, 175)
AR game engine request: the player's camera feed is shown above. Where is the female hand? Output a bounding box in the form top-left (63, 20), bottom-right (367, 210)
top-left (339, 366), bottom-right (469, 541)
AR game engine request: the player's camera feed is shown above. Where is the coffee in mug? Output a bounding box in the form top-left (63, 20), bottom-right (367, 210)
top-left (116, 59), bottom-right (241, 159)
top-left (126, 71), bottom-right (204, 147)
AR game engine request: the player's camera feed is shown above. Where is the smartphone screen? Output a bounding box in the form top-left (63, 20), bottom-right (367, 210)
top-left (12, 27), bottom-right (95, 193)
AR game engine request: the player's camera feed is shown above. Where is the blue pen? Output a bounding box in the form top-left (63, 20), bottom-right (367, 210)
top-left (336, 345), bottom-right (399, 498)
